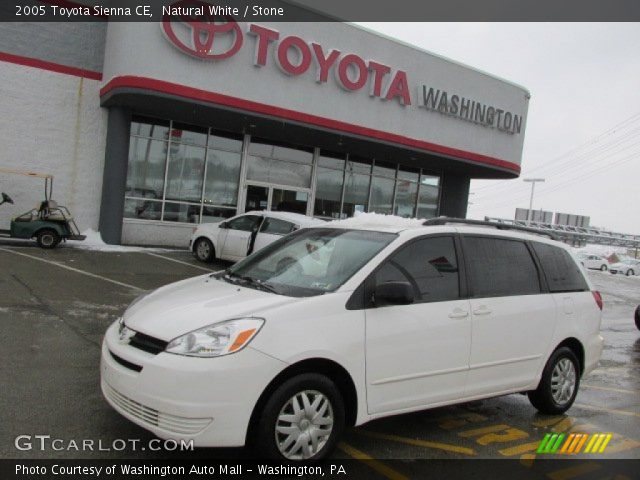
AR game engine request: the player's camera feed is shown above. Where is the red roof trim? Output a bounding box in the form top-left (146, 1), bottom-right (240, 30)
top-left (0, 51), bottom-right (103, 81)
top-left (101, 75), bottom-right (521, 175)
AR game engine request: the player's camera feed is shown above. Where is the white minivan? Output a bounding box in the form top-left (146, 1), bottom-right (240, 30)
top-left (101, 218), bottom-right (603, 460)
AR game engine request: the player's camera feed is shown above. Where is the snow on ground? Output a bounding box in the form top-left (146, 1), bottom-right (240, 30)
top-left (329, 211), bottom-right (425, 229)
top-left (65, 229), bottom-right (178, 252)
top-left (572, 244), bottom-right (632, 258)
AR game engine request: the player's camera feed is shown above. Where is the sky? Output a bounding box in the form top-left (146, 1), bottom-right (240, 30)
top-left (357, 23), bottom-right (640, 234)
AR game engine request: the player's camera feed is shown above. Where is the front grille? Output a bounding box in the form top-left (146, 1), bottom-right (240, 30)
top-left (129, 332), bottom-right (168, 355)
top-left (109, 351), bottom-right (142, 372)
top-left (103, 383), bottom-right (212, 435)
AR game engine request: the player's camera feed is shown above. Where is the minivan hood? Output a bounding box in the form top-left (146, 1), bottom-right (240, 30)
top-left (123, 275), bottom-right (297, 341)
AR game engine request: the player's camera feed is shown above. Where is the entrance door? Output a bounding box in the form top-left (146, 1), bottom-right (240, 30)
top-left (244, 184), bottom-right (309, 215)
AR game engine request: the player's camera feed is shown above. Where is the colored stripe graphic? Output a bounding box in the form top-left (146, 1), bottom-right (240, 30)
top-left (584, 433), bottom-right (612, 453)
top-left (537, 433), bottom-right (566, 454)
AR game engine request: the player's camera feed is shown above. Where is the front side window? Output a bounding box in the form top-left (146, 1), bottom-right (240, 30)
top-left (464, 236), bottom-right (541, 297)
top-left (260, 218), bottom-right (296, 235)
top-left (225, 228), bottom-right (396, 297)
top-left (374, 236), bottom-right (460, 303)
top-left (226, 215), bottom-right (262, 231)
top-left (531, 242), bottom-right (589, 292)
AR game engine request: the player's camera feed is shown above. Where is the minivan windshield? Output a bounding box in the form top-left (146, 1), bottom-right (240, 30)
top-left (220, 228), bottom-right (397, 297)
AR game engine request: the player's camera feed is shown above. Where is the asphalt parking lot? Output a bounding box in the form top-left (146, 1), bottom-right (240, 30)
top-left (0, 240), bottom-right (638, 476)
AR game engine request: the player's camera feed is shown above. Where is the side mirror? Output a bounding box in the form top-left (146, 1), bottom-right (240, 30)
top-left (218, 222), bottom-right (228, 229)
top-left (374, 281), bottom-right (415, 306)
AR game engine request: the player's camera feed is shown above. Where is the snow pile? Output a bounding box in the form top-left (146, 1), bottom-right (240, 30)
top-left (572, 244), bottom-right (629, 258)
top-left (329, 211), bottom-right (424, 229)
top-left (65, 229), bottom-right (175, 252)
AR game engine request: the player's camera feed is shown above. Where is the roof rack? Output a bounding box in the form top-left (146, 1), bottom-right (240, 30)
top-left (423, 217), bottom-right (559, 240)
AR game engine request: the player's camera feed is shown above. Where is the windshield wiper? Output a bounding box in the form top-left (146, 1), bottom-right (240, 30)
top-left (238, 275), bottom-right (280, 294)
top-left (222, 270), bottom-right (279, 294)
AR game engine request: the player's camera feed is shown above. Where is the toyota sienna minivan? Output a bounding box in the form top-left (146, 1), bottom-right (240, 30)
top-left (101, 217), bottom-right (603, 460)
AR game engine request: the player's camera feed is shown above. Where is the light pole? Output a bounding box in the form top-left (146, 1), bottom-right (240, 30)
top-left (523, 178), bottom-right (545, 225)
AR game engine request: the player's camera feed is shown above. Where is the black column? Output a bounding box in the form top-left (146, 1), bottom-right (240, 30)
top-left (439, 172), bottom-right (470, 218)
top-left (98, 107), bottom-right (131, 245)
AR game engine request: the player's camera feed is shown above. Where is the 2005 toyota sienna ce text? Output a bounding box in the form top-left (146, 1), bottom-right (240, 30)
top-left (100, 217), bottom-right (603, 461)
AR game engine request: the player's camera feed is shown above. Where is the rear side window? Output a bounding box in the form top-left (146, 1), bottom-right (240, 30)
top-left (532, 242), bottom-right (589, 292)
top-left (463, 236), bottom-right (541, 297)
top-left (260, 218), bottom-right (296, 235)
top-left (375, 236), bottom-right (460, 303)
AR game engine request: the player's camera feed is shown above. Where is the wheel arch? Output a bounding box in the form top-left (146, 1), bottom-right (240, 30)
top-left (33, 224), bottom-right (64, 239)
top-left (554, 337), bottom-right (585, 375)
top-left (245, 357), bottom-right (358, 445)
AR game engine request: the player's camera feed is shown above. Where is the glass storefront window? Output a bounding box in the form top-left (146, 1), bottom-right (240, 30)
top-left (165, 144), bottom-right (206, 203)
top-left (249, 139), bottom-right (313, 164)
top-left (417, 175), bottom-right (440, 219)
top-left (162, 202), bottom-right (201, 223)
top-left (369, 176), bottom-right (395, 214)
top-left (170, 123), bottom-right (208, 147)
top-left (126, 138), bottom-right (167, 198)
top-left (271, 189), bottom-right (308, 215)
top-left (314, 167), bottom-right (344, 219)
top-left (209, 132), bottom-right (243, 153)
top-left (318, 153), bottom-right (345, 170)
top-left (123, 198), bottom-right (162, 221)
top-left (203, 149), bottom-right (241, 206)
top-left (130, 117), bottom-right (169, 139)
top-left (346, 157), bottom-right (372, 175)
top-left (394, 178), bottom-right (418, 217)
top-left (247, 156), bottom-right (312, 188)
top-left (372, 161), bottom-right (396, 178)
top-left (201, 206), bottom-right (236, 223)
top-left (343, 172), bottom-right (370, 217)
top-left (398, 167), bottom-right (420, 182)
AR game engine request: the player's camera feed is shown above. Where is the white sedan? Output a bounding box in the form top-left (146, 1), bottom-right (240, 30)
top-left (189, 211), bottom-right (324, 263)
top-left (609, 259), bottom-right (640, 277)
top-left (576, 253), bottom-right (609, 271)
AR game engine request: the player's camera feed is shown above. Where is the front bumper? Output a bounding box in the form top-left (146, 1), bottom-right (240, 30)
top-left (100, 321), bottom-right (287, 447)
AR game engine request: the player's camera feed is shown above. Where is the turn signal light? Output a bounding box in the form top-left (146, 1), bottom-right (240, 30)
top-left (592, 291), bottom-right (603, 310)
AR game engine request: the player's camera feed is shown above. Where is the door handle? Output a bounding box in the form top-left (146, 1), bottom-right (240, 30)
top-left (448, 309), bottom-right (469, 319)
top-left (472, 306), bottom-right (492, 316)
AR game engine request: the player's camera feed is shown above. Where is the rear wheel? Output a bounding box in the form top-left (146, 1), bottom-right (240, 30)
top-left (627, 269), bottom-right (634, 277)
top-left (255, 373), bottom-right (344, 461)
top-left (36, 229), bottom-right (61, 249)
top-left (635, 306), bottom-right (640, 331)
top-left (528, 347), bottom-right (580, 414)
top-left (600, 264), bottom-right (607, 271)
top-left (193, 238), bottom-right (214, 263)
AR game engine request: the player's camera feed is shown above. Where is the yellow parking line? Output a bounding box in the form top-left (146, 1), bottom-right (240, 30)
top-left (498, 441), bottom-right (541, 456)
top-left (582, 384), bottom-right (637, 395)
top-left (575, 403), bottom-right (640, 419)
top-left (355, 430), bottom-right (476, 456)
top-left (337, 442), bottom-right (408, 480)
top-left (458, 424), bottom-right (509, 437)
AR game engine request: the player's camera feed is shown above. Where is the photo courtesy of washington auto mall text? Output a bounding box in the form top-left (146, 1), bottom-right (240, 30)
top-left (1, 0), bottom-right (639, 479)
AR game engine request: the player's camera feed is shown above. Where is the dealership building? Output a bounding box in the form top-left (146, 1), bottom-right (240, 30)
top-left (0, 14), bottom-right (529, 246)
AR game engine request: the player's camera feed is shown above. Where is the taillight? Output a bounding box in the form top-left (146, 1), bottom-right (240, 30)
top-left (592, 291), bottom-right (603, 310)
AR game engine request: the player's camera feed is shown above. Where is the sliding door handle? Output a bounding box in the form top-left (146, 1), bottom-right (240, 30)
top-left (448, 309), bottom-right (469, 319)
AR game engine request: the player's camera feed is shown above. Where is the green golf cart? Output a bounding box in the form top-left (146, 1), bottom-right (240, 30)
top-left (0, 168), bottom-right (86, 249)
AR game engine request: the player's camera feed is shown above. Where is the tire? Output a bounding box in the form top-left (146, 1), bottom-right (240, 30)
top-left (600, 264), bottom-right (607, 271)
top-left (193, 238), bottom-right (214, 263)
top-left (627, 269), bottom-right (634, 277)
top-left (36, 229), bottom-right (61, 249)
top-left (254, 373), bottom-right (345, 461)
top-left (528, 347), bottom-right (580, 414)
top-left (635, 305), bottom-right (640, 331)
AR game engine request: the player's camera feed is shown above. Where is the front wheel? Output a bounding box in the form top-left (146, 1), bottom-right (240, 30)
top-left (635, 306), bottom-right (640, 331)
top-left (627, 269), bottom-right (635, 277)
top-left (36, 229), bottom-right (61, 249)
top-left (528, 347), bottom-right (580, 414)
top-left (600, 264), bottom-right (608, 271)
top-left (193, 238), bottom-right (214, 263)
top-left (255, 373), bottom-right (345, 461)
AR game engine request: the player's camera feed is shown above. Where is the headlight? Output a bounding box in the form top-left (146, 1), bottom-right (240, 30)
top-left (165, 318), bottom-right (264, 357)
top-left (117, 317), bottom-right (135, 343)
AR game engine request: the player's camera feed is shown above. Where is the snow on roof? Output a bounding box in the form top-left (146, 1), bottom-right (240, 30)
top-left (328, 211), bottom-right (425, 231)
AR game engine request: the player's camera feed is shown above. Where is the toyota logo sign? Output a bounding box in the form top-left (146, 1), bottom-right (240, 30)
top-left (162, 0), bottom-right (243, 60)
